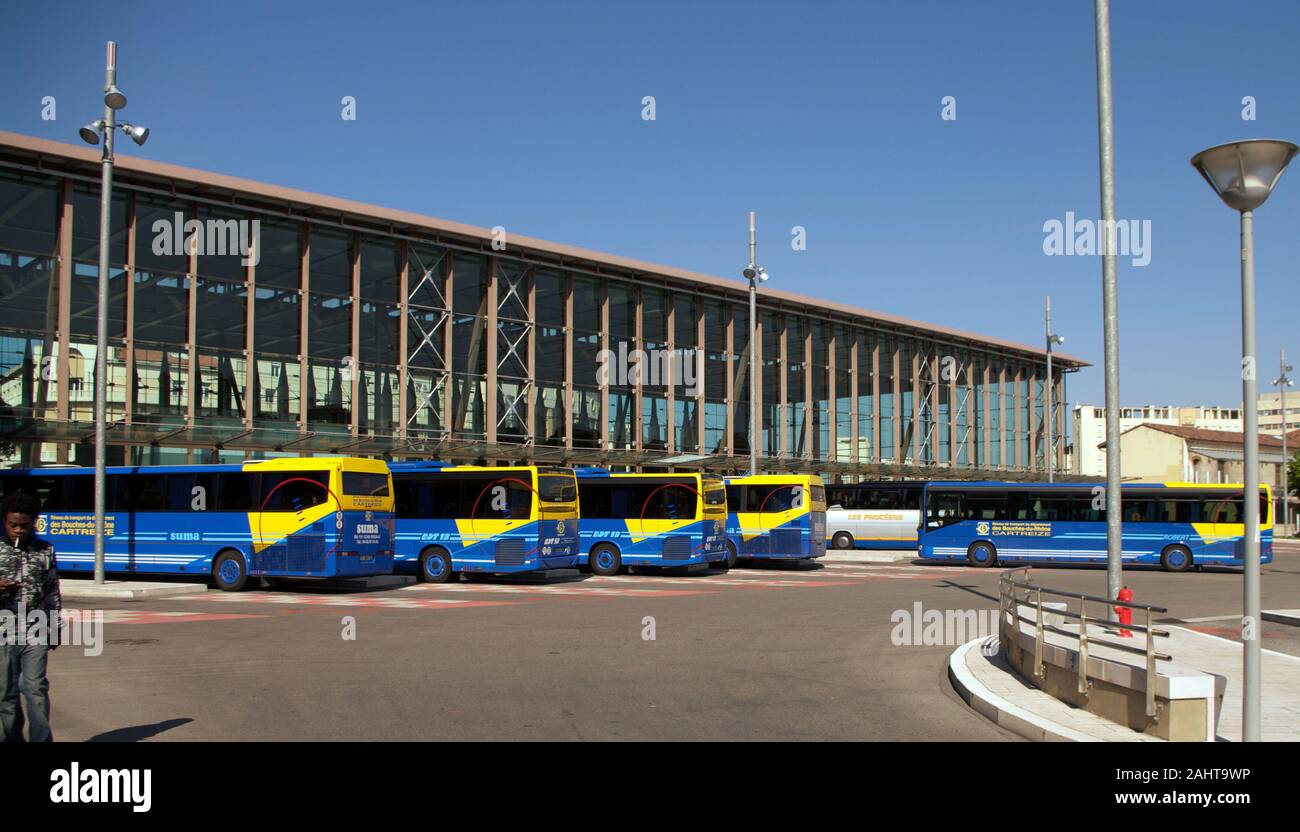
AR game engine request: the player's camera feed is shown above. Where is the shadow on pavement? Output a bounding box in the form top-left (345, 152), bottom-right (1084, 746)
top-left (87, 717), bottom-right (193, 742)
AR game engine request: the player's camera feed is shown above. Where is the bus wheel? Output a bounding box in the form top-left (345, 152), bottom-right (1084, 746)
top-left (1160, 545), bottom-right (1193, 573)
top-left (213, 550), bottom-right (251, 592)
top-left (724, 540), bottom-right (738, 569)
top-left (419, 546), bottom-right (454, 583)
top-left (590, 544), bottom-right (622, 576)
top-left (832, 532), bottom-right (854, 550)
top-left (966, 541), bottom-right (997, 568)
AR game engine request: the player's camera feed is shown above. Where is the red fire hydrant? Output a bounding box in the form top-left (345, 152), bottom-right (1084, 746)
top-left (1115, 586), bottom-right (1133, 638)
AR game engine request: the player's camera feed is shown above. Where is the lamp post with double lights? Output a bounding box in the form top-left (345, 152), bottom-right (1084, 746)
top-left (742, 212), bottom-right (768, 477)
top-left (1190, 137), bottom-right (1298, 742)
top-left (1274, 350), bottom-right (1294, 536)
top-left (77, 41), bottom-right (150, 585)
top-left (1045, 296), bottom-right (1065, 482)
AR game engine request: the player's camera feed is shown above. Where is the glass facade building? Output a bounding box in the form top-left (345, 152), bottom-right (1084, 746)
top-left (0, 132), bottom-right (1084, 477)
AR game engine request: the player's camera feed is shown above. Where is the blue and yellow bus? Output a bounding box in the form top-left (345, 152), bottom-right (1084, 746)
top-left (918, 481), bottom-right (1274, 571)
top-left (574, 470), bottom-right (728, 574)
top-left (389, 462), bottom-right (580, 581)
top-left (0, 457), bottom-right (396, 590)
top-left (723, 474), bottom-right (827, 563)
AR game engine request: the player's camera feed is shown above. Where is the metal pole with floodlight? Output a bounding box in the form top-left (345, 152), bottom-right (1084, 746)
top-left (1045, 296), bottom-right (1065, 482)
top-left (78, 41), bottom-right (150, 585)
top-left (1274, 349), bottom-right (1294, 535)
top-left (1191, 137), bottom-right (1298, 742)
top-left (742, 213), bottom-right (767, 478)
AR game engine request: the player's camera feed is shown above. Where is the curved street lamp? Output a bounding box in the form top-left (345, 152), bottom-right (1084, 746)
top-left (1190, 138), bottom-right (1297, 742)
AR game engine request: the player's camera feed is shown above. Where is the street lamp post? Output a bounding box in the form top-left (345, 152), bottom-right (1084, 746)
top-left (1191, 137), bottom-right (1298, 743)
top-left (742, 212), bottom-right (767, 477)
top-left (1045, 296), bottom-right (1065, 482)
top-left (1274, 350), bottom-right (1294, 535)
top-left (78, 41), bottom-right (149, 585)
top-left (1093, 0), bottom-right (1124, 614)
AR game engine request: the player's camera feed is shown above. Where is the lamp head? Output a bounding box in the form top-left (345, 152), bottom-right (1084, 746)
top-left (104, 84), bottom-right (127, 110)
top-left (78, 122), bottom-right (102, 145)
top-left (1190, 139), bottom-right (1299, 212)
top-left (120, 122), bottom-right (149, 146)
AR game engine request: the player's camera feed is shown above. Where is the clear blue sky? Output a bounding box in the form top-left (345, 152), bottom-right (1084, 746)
top-left (4, 0), bottom-right (1298, 413)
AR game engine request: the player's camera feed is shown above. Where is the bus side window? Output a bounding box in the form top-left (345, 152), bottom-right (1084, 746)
top-left (216, 473), bottom-right (256, 512)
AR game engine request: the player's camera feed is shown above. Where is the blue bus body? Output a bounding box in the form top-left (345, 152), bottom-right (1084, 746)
top-left (389, 462), bottom-right (580, 577)
top-left (574, 470), bottom-right (727, 571)
top-left (918, 481), bottom-right (1274, 570)
top-left (724, 475), bottom-right (828, 561)
top-left (0, 460), bottom-right (396, 586)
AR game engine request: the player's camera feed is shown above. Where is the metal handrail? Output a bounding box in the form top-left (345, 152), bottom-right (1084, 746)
top-left (998, 567), bottom-right (1170, 719)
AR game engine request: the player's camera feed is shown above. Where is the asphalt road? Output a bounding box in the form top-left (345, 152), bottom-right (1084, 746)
top-left (43, 544), bottom-right (1300, 741)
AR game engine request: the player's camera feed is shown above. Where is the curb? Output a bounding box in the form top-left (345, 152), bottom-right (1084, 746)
top-left (60, 581), bottom-right (208, 602)
top-left (947, 637), bottom-right (1097, 742)
top-left (821, 551), bottom-right (917, 565)
top-left (1262, 610), bottom-right (1300, 627)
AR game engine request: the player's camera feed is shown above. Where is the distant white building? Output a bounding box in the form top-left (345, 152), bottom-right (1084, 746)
top-left (1071, 404), bottom-right (1242, 477)
top-left (1258, 391), bottom-right (1300, 437)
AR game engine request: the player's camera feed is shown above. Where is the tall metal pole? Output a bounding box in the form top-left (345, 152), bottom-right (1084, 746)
top-left (1093, 0), bottom-right (1122, 614)
top-left (1240, 210), bottom-right (1261, 742)
top-left (1280, 349), bottom-right (1291, 536)
top-left (748, 211), bottom-right (758, 477)
top-left (94, 41), bottom-right (118, 585)
top-left (1046, 296), bottom-right (1054, 483)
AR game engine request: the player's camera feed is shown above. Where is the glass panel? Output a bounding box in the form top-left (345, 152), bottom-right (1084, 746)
top-left (407, 307), bottom-right (445, 370)
top-left (307, 293), bottom-right (352, 360)
top-left (193, 206), bottom-right (251, 281)
top-left (453, 314), bottom-right (488, 376)
top-left (134, 270), bottom-right (189, 346)
top-left (405, 368), bottom-right (444, 437)
top-left (358, 363), bottom-right (398, 435)
top-left (71, 187), bottom-right (127, 265)
top-left (254, 357), bottom-right (299, 423)
top-left (196, 278), bottom-right (247, 352)
top-left (309, 228), bottom-right (352, 297)
top-left (608, 283), bottom-right (635, 337)
top-left (132, 345), bottom-right (189, 421)
top-left (535, 268), bottom-right (565, 328)
top-left (0, 171), bottom-right (59, 257)
top-left (358, 302), bottom-right (398, 366)
top-left (450, 373), bottom-right (485, 438)
top-left (642, 393), bottom-right (667, 451)
top-left (256, 220), bottom-right (301, 291)
top-left (572, 384), bottom-right (601, 449)
top-left (196, 350), bottom-right (247, 420)
top-left (134, 197), bottom-right (190, 275)
top-left (407, 245), bottom-right (446, 309)
top-left (306, 358), bottom-right (352, 429)
top-left (254, 286), bottom-right (300, 355)
top-left (452, 252), bottom-right (487, 315)
top-left (71, 262), bottom-right (127, 339)
top-left (0, 253), bottom-right (58, 335)
top-left (359, 238), bottom-right (400, 302)
top-left (0, 334), bottom-right (55, 420)
top-left (535, 383), bottom-right (565, 446)
top-left (67, 341), bottom-right (127, 422)
top-left (496, 259), bottom-right (530, 322)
